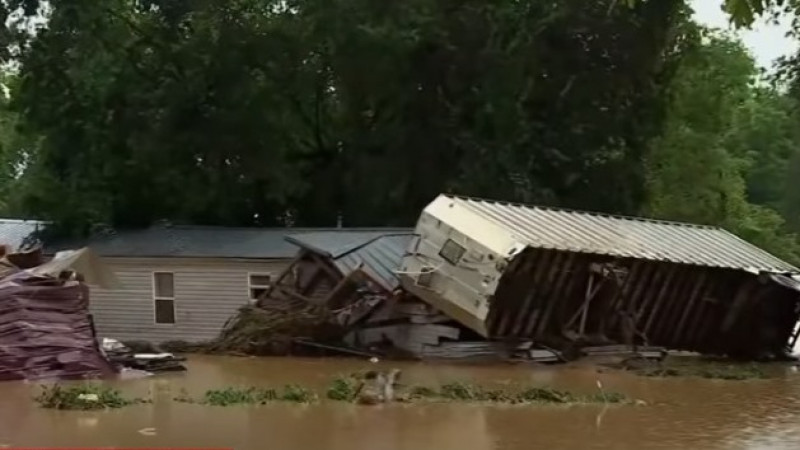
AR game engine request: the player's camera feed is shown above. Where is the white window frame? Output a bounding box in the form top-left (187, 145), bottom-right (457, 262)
top-left (152, 271), bottom-right (176, 325)
top-left (248, 272), bottom-right (273, 303)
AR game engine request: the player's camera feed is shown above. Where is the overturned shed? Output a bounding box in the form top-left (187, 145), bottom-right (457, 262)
top-left (400, 194), bottom-right (800, 359)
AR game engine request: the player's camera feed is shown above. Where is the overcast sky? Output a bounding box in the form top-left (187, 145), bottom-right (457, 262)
top-left (691, 0), bottom-right (798, 69)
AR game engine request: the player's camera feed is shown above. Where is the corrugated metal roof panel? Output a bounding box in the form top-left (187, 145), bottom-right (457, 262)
top-left (0, 219), bottom-right (47, 251)
top-left (285, 231), bottom-right (416, 291)
top-left (47, 226), bottom-right (410, 259)
top-left (282, 230), bottom-right (412, 259)
top-left (427, 194), bottom-right (798, 273)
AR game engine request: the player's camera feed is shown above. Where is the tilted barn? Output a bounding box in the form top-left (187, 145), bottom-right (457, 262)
top-left (400, 194), bottom-right (800, 359)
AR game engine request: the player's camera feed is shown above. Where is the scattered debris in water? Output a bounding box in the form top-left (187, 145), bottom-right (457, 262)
top-left (634, 365), bottom-right (768, 380)
top-left (103, 338), bottom-right (187, 373)
top-left (33, 383), bottom-right (148, 410)
top-left (610, 356), bottom-right (770, 380)
top-left (403, 381), bottom-right (628, 405)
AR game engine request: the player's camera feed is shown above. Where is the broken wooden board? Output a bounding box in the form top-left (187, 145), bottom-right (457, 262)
top-left (582, 345), bottom-right (667, 360)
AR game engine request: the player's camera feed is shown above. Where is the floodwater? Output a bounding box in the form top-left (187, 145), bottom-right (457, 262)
top-left (1, 356), bottom-right (800, 450)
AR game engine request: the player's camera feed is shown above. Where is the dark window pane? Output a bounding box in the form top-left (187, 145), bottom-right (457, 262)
top-left (439, 239), bottom-right (466, 265)
top-left (155, 299), bottom-right (175, 324)
top-left (249, 274), bottom-right (272, 287)
top-left (154, 272), bottom-right (174, 298)
top-left (251, 287), bottom-right (268, 300)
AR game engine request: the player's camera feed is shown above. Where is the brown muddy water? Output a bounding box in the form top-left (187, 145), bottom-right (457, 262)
top-left (1, 356), bottom-right (800, 450)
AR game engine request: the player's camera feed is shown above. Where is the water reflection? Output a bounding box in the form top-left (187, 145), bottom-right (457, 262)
top-left (0, 355), bottom-right (799, 449)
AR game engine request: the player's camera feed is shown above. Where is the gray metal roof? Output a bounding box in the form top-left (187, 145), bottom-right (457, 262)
top-left (437, 195), bottom-right (798, 273)
top-left (285, 231), bottom-right (416, 291)
top-left (46, 225), bottom-right (410, 260)
top-left (0, 219), bottom-right (48, 251)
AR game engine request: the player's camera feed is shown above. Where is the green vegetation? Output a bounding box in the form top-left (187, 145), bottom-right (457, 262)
top-left (170, 377), bottom-right (630, 406)
top-left (633, 364), bottom-right (768, 381)
top-left (177, 385), bottom-right (318, 406)
top-left (33, 384), bottom-right (148, 410)
top-left (0, 0), bottom-right (797, 264)
top-left (406, 382), bottom-right (628, 405)
top-left (324, 375), bottom-right (629, 405)
top-left (326, 376), bottom-right (360, 401)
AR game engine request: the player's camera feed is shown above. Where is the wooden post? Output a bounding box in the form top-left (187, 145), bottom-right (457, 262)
top-left (256, 251), bottom-right (306, 305)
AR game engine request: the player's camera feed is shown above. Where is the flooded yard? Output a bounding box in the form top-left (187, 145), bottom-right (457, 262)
top-left (1, 355), bottom-right (800, 449)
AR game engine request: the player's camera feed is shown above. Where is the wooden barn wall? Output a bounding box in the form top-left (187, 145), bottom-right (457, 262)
top-left (486, 248), bottom-right (800, 357)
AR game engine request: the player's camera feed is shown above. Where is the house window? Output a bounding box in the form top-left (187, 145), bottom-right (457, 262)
top-left (249, 273), bottom-right (272, 301)
top-left (153, 272), bottom-right (176, 324)
top-left (439, 239), bottom-right (466, 265)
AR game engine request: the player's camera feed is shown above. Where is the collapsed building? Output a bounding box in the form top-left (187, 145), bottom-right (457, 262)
top-left (258, 231), bottom-right (495, 359)
top-left (399, 194), bottom-right (800, 360)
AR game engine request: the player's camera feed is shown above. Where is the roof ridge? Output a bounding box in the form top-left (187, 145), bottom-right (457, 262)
top-left (443, 194), bottom-right (723, 231)
top-left (333, 233), bottom-right (418, 260)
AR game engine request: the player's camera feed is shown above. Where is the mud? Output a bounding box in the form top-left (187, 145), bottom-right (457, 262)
top-left (1, 355), bottom-right (800, 449)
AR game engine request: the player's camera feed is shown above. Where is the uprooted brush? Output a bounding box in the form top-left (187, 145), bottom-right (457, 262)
top-left (204, 300), bottom-right (345, 355)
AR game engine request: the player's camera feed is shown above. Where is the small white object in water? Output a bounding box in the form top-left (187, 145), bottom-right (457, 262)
top-left (77, 417), bottom-right (99, 428)
top-left (369, 357), bottom-right (379, 363)
top-left (138, 427), bottom-right (157, 436)
top-left (77, 393), bottom-right (99, 402)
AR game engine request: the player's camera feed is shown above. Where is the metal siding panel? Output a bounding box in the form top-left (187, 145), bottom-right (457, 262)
top-left (88, 257), bottom-right (292, 343)
top-left (0, 219), bottom-right (48, 251)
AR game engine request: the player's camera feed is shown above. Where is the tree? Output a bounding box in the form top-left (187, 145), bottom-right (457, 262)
top-left (645, 27), bottom-right (800, 263)
top-left (5, 0), bottom-right (694, 235)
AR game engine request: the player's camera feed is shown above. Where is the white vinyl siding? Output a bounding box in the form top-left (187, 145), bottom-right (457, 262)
top-left (87, 257), bottom-right (291, 343)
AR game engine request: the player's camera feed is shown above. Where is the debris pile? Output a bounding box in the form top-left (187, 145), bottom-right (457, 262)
top-left (208, 299), bottom-right (340, 356)
top-left (0, 247), bottom-right (118, 381)
top-left (217, 232), bottom-right (616, 363)
top-left (100, 338), bottom-right (187, 373)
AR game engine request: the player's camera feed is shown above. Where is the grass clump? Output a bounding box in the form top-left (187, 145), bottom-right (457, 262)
top-left (326, 376), bottom-right (360, 401)
top-left (34, 383), bottom-right (147, 410)
top-left (281, 384), bottom-right (316, 403)
top-left (185, 385), bottom-right (317, 406)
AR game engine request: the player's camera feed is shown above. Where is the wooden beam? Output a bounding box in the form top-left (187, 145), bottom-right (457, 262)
top-left (323, 266), bottom-right (363, 308)
top-left (256, 250), bottom-right (306, 305)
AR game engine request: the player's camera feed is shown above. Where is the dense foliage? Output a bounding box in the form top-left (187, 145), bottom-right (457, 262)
top-left (0, 0), bottom-right (798, 263)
